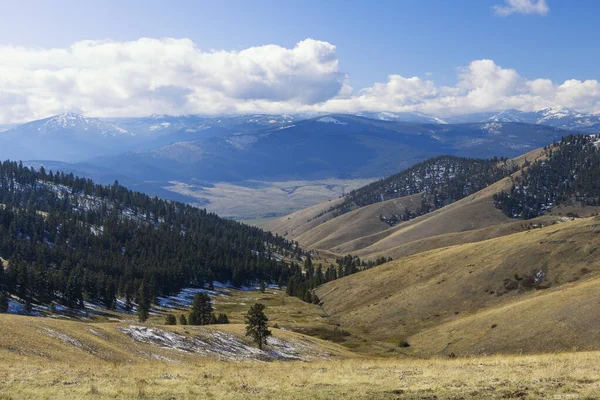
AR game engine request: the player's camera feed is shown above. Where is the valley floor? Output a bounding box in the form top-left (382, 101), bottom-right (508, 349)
top-left (2, 350), bottom-right (600, 399)
top-left (162, 178), bottom-right (373, 222)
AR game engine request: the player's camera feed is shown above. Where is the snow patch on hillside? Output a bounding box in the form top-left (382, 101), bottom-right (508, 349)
top-left (157, 287), bottom-right (229, 309)
top-left (42, 328), bottom-right (86, 349)
top-left (317, 117), bottom-right (347, 125)
top-left (482, 122), bottom-right (503, 135)
top-left (119, 326), bottom-right (322, 361)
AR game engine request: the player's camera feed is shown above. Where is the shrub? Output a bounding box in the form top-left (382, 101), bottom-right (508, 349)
top-left (164, 314), bottom-right (177, 325)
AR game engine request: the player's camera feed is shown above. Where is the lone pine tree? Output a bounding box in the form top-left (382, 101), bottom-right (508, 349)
top-left (137, 281), bottom-right (150, 322)
top-left (189, 293), bottom-right (214, 325)
top-left (245, 303), bottom-right (271, 350)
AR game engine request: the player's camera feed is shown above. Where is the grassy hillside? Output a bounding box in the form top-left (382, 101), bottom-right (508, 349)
top-left (316, 216), bottom-right (600, 356)
top-left (267, 147), bottom-right (550, 261)
top-left (2, 313), bottom-right (600, 399)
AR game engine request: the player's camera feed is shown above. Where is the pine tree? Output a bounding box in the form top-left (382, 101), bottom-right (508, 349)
top-left (0, 292), bottom-right (8, 313)
top-left (137, 281), bottom-right (150, 322)
top-left (216, 313), bottom-right (229, 324)
top-left (189, 293), bottom-right (213, 325)
top-left (0, 263), bottom-right (7, 313)
top-left (164, 314), bottom-right (177, 325)
top-left (65, 267), bottom-right (83, 308)
top-left (245, 303), bottom-right (271, 350)
top-left (178, 314), bottom-right (188, 325)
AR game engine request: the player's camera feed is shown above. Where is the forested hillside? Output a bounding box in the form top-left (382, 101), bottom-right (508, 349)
top-left (494, 135), bottom-right (600, 219)
top-left (314, 155), bottom-right (517, 223)
top-left (0, 161), bottom-right (296, 312)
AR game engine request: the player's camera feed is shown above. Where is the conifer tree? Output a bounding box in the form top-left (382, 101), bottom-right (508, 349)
top-left (164, 314), bottom-right (177, 325)
top-left (216, 313), bottom-right (229, 324)
top-left (178, 314), bottom-right (188, 325)
top-left (137, 281), bottom-right (150, 322)
top-left (245, 303), bottom-right (271, 350)
top-left (189, 293), bottom-right (213, 325)
top-left (0, 292), bottom-right (8, 313)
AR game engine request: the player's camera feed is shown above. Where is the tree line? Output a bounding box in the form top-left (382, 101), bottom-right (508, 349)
top-left (494, 135), bottom-right (600, 219)
top-left (307, 155), bottom-right (516, 224)
top-left (0, 160), bottom-right (298, 313)
top-left (285, 253), bottom-right (391, 303)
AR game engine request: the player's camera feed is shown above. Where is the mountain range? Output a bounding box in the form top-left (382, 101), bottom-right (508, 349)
top-left (79, 115), bottom-right (569, 184)
top-left (1, 105), bottom-right (598, 164)
top-left (0, 108), bottom-right (597, 220)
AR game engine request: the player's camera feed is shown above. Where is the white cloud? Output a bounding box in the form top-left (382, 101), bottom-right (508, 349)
top-left (0, 38), bottom-right (345, 122)
top-left (316, 59), bottom-right (600, 117)
top-left (1, 37), bottom-right (600, 123)
top-left (493, 0), bottom-right (549, 16)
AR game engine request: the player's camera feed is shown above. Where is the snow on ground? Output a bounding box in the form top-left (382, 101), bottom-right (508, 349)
top-left (42, 328), bottom-right (86, 349)
top-left (119, 325), bottom-right (320, 361)
top-left (317, 117), bottom-right (347, 125)
top-left (157, 287), bottom-right (230, 310)
top-left (7, 281), bottom-right (281, 318)
top-left (7, 297), bottom-right (44, 317)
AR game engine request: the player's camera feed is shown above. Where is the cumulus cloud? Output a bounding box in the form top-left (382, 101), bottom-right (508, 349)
top-left (316, 59), bottom-right (600, 116)
top-left (1, 37), bottom-right (600, 122)
top-left (493, 0), bottom-right (549, 16)
top-left (0, 38), bottom-right (345, 122)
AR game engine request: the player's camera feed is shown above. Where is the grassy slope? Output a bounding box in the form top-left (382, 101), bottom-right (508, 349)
top-left (2, 313), bottom-right (600, 399)
top-left (265, 148), bottom-right (550, 261)
top-left (293, 193), bottom-right (423, 250)
top-left (316, 216), bottom-right (600, 355)
top-left (261, 197), bottom-right (345, 237)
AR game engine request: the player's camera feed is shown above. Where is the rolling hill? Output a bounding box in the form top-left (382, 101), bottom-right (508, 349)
top-left (263, 134), bottom-right (600, 356)
top-left (315, 216), bottom-right (600, 356)
top-left (263, 147), bottom-right (547, 259)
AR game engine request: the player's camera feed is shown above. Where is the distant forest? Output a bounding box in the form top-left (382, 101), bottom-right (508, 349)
top-left (494, 135), bottom-right (600, 219)
top-left (0, 161), bottom-right (298, 311)
top-left (311, 155), bottom-right (516, 223)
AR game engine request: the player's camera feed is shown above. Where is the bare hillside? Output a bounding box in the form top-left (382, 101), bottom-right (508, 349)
top-left (316, 216), bottom-right (600, 355)
top-left (266, 148), bottom-right (549, 261)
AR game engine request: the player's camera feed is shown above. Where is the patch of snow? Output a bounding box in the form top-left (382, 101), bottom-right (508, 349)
top-left (42, 328), bottom-right (85, 348)
top-left (119, 326), bottom-right (321, 361)
top-left (317, 117), bottom-right (348, 125)
top-left (157, 287), bottom-right (229, 309)
top-left (482, 122), bottom-right (503, 135)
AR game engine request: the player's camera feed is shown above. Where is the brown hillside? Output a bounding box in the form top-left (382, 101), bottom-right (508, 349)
top-left (294, 193), bottom-right (422, 250)
top-left (315, 216), bottom-right (600, 355)
top-left (261, 197), bottom-right (344, 238)
top-left (266, 147), bottom-right (549, 261)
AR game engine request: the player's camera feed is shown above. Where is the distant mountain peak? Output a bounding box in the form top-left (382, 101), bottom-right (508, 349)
top-left (39, 113), bottom-right (130, 136)
top-left (354, 111), bottom-right (448, 124)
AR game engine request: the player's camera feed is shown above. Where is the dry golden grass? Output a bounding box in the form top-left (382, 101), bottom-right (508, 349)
top-left (316, 216), bottom-right (600, 355)
top-left (266, 145), bottom-right (553, 262)
top-left (293, 194), bottom-right (422, 251)
top-left (2, 341), bottom-right (600, 399)
top-left (261, 196), bottom-right (346, 238)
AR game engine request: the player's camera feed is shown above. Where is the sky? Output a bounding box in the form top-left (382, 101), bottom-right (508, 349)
top-left (0, 0), bottom-right (599, 122)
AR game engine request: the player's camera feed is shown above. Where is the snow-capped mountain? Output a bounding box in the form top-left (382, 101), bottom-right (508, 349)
top-left (34, 112), bottom-right (132, 136)
top-left (355, 111), bottom-right (448, 124)
top-left (0, 113), bottom-right (137, 162)
top-left (487, 109), bottom-right (537, 123)
top-left (486, 107), bottom-right (600, 132)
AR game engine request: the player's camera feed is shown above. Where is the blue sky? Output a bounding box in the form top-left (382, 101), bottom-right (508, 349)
top-left (0, 0), bottom-right (599, 121)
